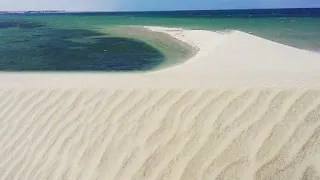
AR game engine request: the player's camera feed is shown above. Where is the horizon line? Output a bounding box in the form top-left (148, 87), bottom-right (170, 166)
top-left (1, 7), bottom-right (320, 13)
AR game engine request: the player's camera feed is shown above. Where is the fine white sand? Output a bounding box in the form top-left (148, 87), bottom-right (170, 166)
top-left (0, 27), bottom-right (320, 180)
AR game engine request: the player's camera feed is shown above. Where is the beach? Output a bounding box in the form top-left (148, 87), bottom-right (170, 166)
top-left (0, 26), bottom-right (320, 180)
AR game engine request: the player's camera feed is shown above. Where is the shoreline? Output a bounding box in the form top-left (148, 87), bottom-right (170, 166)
top-left (96, 26), bottom-right (198, 71)
top-left (1, 26), bottom-right (320, 88)
top-left (145, 26), bottom-right (320, 73)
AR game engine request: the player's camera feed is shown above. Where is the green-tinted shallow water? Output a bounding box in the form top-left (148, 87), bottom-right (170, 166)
top-left (0, 10), bottom-right (320, 71)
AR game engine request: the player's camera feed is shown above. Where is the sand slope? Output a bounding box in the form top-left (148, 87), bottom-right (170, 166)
top-left (148, 27), bottom-right (320, 88)
top-left (0, 89), bottom-right (320, 180)
top-left (1, 27), bottom-right (320, 180)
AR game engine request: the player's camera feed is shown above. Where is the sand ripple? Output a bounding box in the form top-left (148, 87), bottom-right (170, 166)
top-left (0, 89), bottom-right (319, 179)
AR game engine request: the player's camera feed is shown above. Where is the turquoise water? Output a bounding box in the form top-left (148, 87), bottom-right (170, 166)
top-left (0, 9), bottom-right (320, 71)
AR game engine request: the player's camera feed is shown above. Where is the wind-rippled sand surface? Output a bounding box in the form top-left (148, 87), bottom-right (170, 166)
top-left (0, 89), bottom-right (320, 180)
top-left (1, 26), bottom-right (320, 180)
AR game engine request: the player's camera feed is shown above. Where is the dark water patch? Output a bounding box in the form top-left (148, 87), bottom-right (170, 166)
top-left (47, 28), bottom-right (106, 39)
top-left (0, 25), bottom-right (165, 71)
top-left (0, 20), bottom-right (44, 29)
top-left (11, 39), bottom-right (31, 43)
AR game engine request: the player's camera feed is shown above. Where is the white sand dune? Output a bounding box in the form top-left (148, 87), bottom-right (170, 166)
top-left (0, 27), bottom-right (320, 180)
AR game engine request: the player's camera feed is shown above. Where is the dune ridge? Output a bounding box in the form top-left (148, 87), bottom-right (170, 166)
top-left (1, 27), bottom-right (320, 179)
